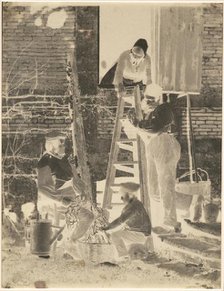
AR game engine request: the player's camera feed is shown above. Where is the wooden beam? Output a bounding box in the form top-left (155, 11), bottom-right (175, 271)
top-left (67, 48), bottom-right (92, 202)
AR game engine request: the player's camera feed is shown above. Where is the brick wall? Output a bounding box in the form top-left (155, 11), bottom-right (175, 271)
top-left (202, 3), bottom-right (223, 91)
top-left (96, 104), bottom-right (222, 141)
top-left (179, 107), bottom-right (222, 138)
top-left (2, 4), bottom-right (99, 206)
top-left (76, 7), bottom-right (99, 95)
top-left (2, 4), bottom-right (99, 96)
top-left (96, 3), bottom-right (223, 143)
top-left (2, 97), bottom-right (72, 135)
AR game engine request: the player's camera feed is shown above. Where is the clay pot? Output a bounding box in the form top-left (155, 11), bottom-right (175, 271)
top-left (203, 202), bottom-right (219, 223)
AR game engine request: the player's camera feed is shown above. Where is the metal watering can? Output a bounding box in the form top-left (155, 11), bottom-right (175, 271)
top-left (29, 219), bottom-right (65, 256)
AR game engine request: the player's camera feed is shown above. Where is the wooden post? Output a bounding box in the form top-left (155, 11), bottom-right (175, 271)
top-left (186, 94), bottom-right (193, 183)
top-left (186, 93), bottom-right (198, 183)
top-left (135, 86), bottom-right (151, 216)
top-left (67, 50), bottom-right (92, 202)
top-left (102, 96), bottom-right (125, 208)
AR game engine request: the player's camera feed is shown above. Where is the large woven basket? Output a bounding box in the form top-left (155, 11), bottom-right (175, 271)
top-left (175, 168), bottom-right (211, 210)
top-left (76, 241), bottom-right (115, 264)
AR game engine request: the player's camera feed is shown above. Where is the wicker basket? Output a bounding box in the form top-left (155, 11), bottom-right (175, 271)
top-left (76, 241), bottom-right (115, 264)
top-left (175, 168), bottom-right (211, 211)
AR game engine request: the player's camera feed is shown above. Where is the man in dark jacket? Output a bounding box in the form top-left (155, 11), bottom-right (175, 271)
top-left (102, 182), bottom-right (153, 258)
top-left (133, 84), bottom-right (182, 233)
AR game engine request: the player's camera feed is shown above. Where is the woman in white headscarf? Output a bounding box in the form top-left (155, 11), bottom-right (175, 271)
top-left (99, 39), bottom-right (152, 92)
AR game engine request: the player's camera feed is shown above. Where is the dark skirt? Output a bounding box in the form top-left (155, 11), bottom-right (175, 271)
top-left (99, 62), bottom-right (144, 89)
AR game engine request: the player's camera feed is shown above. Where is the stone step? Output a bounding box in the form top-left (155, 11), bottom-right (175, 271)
top-left (152, 231), bottom-right (221, 270)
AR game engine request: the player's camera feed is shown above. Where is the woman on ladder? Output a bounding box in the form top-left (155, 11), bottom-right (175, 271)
top-left (99, 38), bottom-right (152, 93)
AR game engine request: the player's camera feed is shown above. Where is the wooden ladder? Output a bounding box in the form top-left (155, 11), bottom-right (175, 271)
top-left (102, 86), bottom-right (150, 214)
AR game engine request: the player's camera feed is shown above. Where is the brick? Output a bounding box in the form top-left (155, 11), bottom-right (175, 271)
top-left (197, 117), bottom-right (209, 120)
top-left (199, 124), bottom-right (217, 128)
top-left (206, 120), bottom-right (219, 124)
top-left (197, 132), bottom-right (209, 135)
top-left (209, 131), bottom-right (221, 135)
top-left (195, 121), bottom-right (206, 124)
top-left (54, 119), bottom-right (66, 124)
top-left (44, 119), bottom-right (54, 124)
top-left (37, 124), bottom-right (49, 128)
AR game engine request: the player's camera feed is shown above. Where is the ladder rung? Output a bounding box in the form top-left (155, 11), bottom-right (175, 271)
top-left (122, 95), bottom-right (134, 98)
top-left (117, 139), bottom-right (137, 142)
top-left (114, 161), bottom-right (138, 165)
top-left (122, 99), bottom-right (134, 105)
top-left (114, 164), bottom-right (135, 174)
top-left (116, 143), bottom-right (134, 152)
top-left (110, 181), bottom-right (140, 187)
top-left (110, 184), bottom-right (122, 187)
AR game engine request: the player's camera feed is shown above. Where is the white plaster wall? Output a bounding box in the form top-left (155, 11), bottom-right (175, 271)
top-left (99, 4), bottom-right (155, 81)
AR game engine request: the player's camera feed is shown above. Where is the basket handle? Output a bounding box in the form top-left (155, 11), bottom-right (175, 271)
top-left (177, 168), bottom-right (209, 182)
top-left (197, 168), bottom-right (209, 180)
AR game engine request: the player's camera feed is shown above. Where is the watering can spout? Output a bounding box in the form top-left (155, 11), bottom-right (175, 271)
top-left (49, 225), bottom-right (66, 245)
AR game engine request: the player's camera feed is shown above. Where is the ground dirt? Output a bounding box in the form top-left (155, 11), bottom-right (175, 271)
top-left (1, 245), bottom-right (221, 289)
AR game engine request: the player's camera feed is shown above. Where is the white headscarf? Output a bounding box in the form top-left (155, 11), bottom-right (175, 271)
top-left (144, 83), bottom-right (163, 103)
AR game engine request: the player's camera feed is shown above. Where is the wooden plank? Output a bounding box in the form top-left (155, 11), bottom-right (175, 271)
top-left (159, 6), bottom-right (203, 92)
top-left (117, 138), bottom-right (137, 142)
top-left (113, 161), bottom-right (138, 165)
top-left (134, 86), bottom-right (143, 121)
top-left (113, 164), bottom-right (135, 174)
top-left (134, 86), bottom-right (151, 216)
top-left (102, 164), bottom-right (117, 208)
top-left (116, 142), bottom-right (134, 152)
top-left (102, 96), bottom-right (125, 208)
top-left (67, 51), bottom-right (92, 201)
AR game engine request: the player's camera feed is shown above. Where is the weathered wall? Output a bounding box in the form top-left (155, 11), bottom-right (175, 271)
top-left (2, 97), bottom-right (72, 135)
top-left (96, 103), bottom-right (222, 141)
top-left (96, 3), bottom-right (223, 141)
top-left (2, 4), bottom-right (99, 96)
top-left (178, 107), bottom-right (222, 138)
top-left (2, 4), bottom-right (99, 208)
top-left (201, 3), bottom-right (223, 91)
top-left (159, 6), bottom-right (203, 92)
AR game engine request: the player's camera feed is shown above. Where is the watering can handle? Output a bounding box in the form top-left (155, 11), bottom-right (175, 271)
top-left (49, 224), bottom-right (66, 245)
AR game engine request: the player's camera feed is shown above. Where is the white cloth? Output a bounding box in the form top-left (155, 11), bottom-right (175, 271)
top-left (147, 133), bottom-right (181, 227)
top-left (144, 83), bottom-right (163, 101)
top-left (110, 229), bottom-right (152, 257)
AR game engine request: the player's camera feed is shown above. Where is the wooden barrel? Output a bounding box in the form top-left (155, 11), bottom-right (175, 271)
top-left (30, 219), bottom-right (52, 256)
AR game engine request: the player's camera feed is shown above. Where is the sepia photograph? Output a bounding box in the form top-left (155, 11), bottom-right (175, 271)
top-left (1, 1), bottom-right (223, 289)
